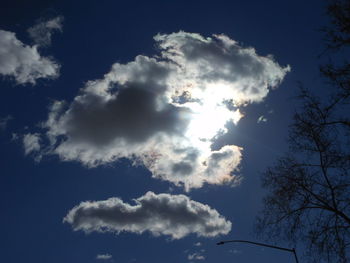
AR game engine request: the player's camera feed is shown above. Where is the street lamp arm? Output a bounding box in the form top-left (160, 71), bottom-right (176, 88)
top-left (216, 240), bottom-right (299, 263)
top-left (217, 240), bottom-right (294, 252)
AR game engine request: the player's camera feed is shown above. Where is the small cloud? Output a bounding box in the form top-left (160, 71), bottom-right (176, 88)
top-left (27, 16), bottom-right (63, 47)
top-left (188, 252), bottom-right (205, 261)
top-left (0, 115), bottom-right (12, 130)
top-left (11, 133), bottom-right (19, 141)
top-left (23, 133), bottom-right (42, 161)
top-left (0, 29), bottom-right (60, 85)
top-left (257, 115), bottom-right (268, 123)
top-left (229, 249), bottom-right (242, 254)
top-left (186, 246), bottom-right (206, 262)
top-left (96, 254), bottom-right (113, 261)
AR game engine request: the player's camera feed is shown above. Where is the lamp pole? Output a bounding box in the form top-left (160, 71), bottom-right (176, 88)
top-left (217, 240), bottom-right (299, 263)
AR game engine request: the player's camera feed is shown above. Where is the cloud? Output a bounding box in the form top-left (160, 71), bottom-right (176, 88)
top-left (96, 254), bottom-right (113, 260)
top-left (28, 16), bottom-right (63, 47)
top-left (154, 32), bottom-right (289, 103)
top-left (40, 31), bottom-right (289, 189)
top-left (0, 29), bottom-right (60, 84)
top-left (23, 133), bottom-right (41, 155)
top-left (257, 115), bottom-right (267, 123)
top-left (64, 191), bottom-right (232, 239)
top-left (0, 115), bottom-right (12, 130)
top-left (188, 252), bottom-right (205, 261)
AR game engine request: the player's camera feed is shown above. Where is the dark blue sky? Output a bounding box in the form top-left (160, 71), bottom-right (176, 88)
top-left (0, 1), bottom-right (329, 262)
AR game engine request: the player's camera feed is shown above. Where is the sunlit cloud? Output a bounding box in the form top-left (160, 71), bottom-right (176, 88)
top-left (39, 31), bottom-right (289, 189)
top-left (0, 28), bottom-right (60, 85)
top-left (23, 133), bottom-right (41, 155)
top-left (64, 191), bottom-right (232, 239)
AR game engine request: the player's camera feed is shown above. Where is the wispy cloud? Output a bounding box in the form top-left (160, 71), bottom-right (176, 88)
top-left (28, 16), bottom-right (63, 47)
top-left (64, 191), bottom-right (231, 239)
top-left (0, 115), bottom-right (12, 130)
top-left (229, 248), bottom-right (242, 254)
top-left (96, 254), bottom-right (113, 261)
top-left (188, 252), bottom-right (205, 261)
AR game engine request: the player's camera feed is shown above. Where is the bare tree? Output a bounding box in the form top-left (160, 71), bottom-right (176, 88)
top-left (256, 1), bottom-right (350, 262)
top-left (323, 0), bottom-right (350, 50)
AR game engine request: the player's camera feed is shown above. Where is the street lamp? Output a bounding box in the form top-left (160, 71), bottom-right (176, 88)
top-left (217, 240), bottom-right (299, 263)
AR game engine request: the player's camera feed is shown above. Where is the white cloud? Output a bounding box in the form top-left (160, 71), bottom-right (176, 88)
top-left (188, 252), bottom-right (205, 261)
top-left (23, 133), bottom-right (41, 155)
top-left (96, 254), bottom-right (113, 260)
top-left (40, 31), bottom-right (289, 189)
top-left (154, 32), bottom-right (289, 104)
top-left (64, 191), bottom-right (232, 239)
top-left (257, 115), bottom-right (267, 123)
top-left (28, 16), bottom-right (63, 47)
top-left (194, 242), bottom-right (202, 246)
top-left (0, 29), bottom-right (60, 84)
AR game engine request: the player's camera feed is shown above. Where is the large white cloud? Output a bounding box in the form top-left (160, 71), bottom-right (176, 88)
top-left (41, 31), bottom-right (289, 189)
top-left (0, 29), bottom-right (60, 84)
top-left (64, 191), bottom-right (232, 239)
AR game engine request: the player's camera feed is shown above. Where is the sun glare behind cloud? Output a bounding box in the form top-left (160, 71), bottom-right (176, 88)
top-left (184, 98), bottom-right (242, 142)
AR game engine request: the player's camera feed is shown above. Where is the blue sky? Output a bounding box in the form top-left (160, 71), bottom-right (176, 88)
top-left (0, 1), bottom-right (329, 262)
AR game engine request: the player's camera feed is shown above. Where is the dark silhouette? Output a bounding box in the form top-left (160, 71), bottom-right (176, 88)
top-left (256, 1), bottom-right (350, 262)
top-left (217, 240), bottom-right (299, 263)
top-left (323, 0), bottom-right (350, 51)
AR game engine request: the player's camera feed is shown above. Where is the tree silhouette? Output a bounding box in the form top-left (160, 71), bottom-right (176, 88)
top-left (256, 1), bottom-right (350, 262)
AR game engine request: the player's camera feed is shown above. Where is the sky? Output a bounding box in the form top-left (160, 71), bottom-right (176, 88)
top-left (0, 1), bottom-right (329, 262)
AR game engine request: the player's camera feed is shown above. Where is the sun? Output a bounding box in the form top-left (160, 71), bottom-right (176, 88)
top-left (184, 93), bottom-right (243, 142)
